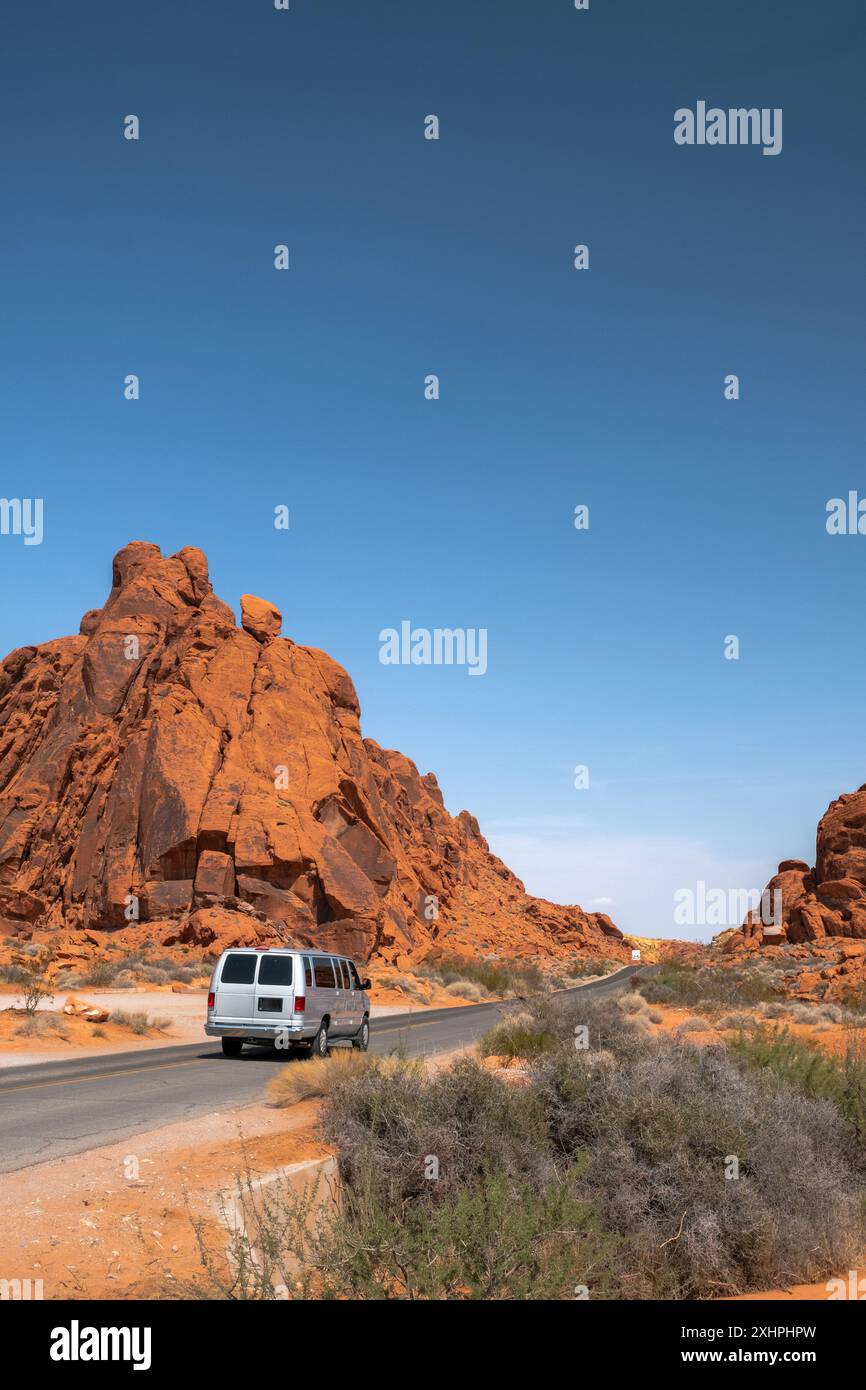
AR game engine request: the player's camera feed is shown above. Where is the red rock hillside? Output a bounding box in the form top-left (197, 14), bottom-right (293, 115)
top-left (715, 784), bottom-right (866, 1002)
top-left (0, 543), bottom-right (626, 968)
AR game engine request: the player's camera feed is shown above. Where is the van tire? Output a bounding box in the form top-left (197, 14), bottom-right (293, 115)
top-left (352, 1018), bottom-right (370, 1051)
top-left (221, 1038), bottom-right (244, 1058)
top-left (312, 1022), bottom-right (329, 1058)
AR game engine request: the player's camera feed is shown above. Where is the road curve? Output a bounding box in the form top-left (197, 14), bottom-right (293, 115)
top-left (0, 964), bottom-right (644, 1175)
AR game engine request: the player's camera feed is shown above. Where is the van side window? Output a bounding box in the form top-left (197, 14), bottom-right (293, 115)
top-left (258, 955), bottom-right (293, 986)
top-left (347, 961), bottom-right (362, 989)
top-left (221, 953), bottom-right (258, 984)
top-left (304, 957), bottom-right (313, 987)
top-left (313, 957), bottom-right (336, 989)
top-left (337, 959), bottom-right (350, 989)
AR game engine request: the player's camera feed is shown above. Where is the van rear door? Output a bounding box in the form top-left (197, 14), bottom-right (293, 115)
top-left (254, 952), bottom-right (295, 1027)
top-left (215, 952), bottom-right (258, 1021)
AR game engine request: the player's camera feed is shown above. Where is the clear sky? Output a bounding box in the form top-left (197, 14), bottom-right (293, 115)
top-left (1, 1), bottom-right (864, 940)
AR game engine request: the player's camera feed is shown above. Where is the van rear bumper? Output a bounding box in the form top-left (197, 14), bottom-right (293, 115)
top-left (205, 1020), bottom-right (312, 1042)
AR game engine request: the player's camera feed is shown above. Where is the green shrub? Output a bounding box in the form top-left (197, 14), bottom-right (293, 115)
top-left (478, 1012), bottom-right (556, 1060)
top-left (730, 1026), bottom-right (866, 1145)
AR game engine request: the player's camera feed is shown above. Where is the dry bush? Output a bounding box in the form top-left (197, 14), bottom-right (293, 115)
top-left (617, 993), bottom-right (647, 1016)
top-left (268, 1048), bottom-right (370, 1108)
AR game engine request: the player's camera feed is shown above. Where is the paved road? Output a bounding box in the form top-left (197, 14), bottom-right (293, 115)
top-left (0, 964), bottom-right (643, 1175)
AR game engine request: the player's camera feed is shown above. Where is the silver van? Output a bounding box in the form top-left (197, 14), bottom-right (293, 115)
top-left (205, 948), bottom-right (371, 1058)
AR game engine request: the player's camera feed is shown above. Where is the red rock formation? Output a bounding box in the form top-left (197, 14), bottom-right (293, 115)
top-left (0, 543), bottom-right (625, 967)
top-left (722, 784), bottom-right (866, 952)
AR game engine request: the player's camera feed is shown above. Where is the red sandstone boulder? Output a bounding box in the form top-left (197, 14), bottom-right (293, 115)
top-left (240, 594), bottom-right (282, 643)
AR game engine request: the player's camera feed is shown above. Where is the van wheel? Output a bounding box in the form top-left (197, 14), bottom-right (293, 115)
top-left (312, 1022), bottom-right (329, 1058)
top-left (221, 1038), bottom-right (244, 1058)
top-left (352, 1018), bottom-right (370, 1052)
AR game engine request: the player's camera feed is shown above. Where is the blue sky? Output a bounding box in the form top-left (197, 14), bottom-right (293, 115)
top-left (1, 0), bottom-right (864, 939)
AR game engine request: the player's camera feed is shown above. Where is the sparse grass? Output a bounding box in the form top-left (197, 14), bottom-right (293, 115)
top-left (108, 1010), bottom-right (170, 1035)
top-left (13, 1012), bottom-right (69, 1040)
top-left (66, 951), bottom-right (214, 989)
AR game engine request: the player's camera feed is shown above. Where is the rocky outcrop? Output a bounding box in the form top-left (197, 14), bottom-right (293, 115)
top-left (721, 784), bottom-right (866, 952)
top-left (0, 543), bottom-right (625, 967)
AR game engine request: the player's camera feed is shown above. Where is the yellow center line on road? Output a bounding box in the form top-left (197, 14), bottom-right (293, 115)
top-left (0, 1056), bottom-right (206, 1094)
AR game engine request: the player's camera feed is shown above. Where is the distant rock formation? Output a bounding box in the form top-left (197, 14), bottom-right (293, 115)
top-left (720, 784), bottom-right (866, 951)
top-left (0, 543), bottom-right (625, 966)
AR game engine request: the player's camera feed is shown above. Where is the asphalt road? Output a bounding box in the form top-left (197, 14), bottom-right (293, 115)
top-left (0, 964), bottom-right (643, 1175)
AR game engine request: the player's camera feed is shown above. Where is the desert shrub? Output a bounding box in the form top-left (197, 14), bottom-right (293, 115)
top-left (443, 980), bottom-right (486, 1002)
top-left (383, 972), bottom-right (429, 1003)
top-left (0, 962), bottom-right (36, 985)
top-left (12, 957), bottom-right (53, 1015)
top-left (638, 963), bottom-right (777, 1011)
top-left (190, 994), bottom-right (866, 1301)
top-left (478, 1011), bottom-right (556, 1060)
top-left (109, 1010), bottom-right (150, 1035)
top-left (14, 1012), bottom-right (68, 1039)
top-left (757, 1001), bottom-right (788, 1019)
top-left (617, 992), bottom-right (647, 1016)
top-left (531, 1022), bottom-right (866, 1298)
top-left (838, 982), bottom-right (866, 1012)
top-left (730, 1027), bottom-right (866, 1146)
top-left (78, 960), bottom-right (125, 987)
top-left (719, 1012), bottom-right (759, 1030)
top-left (562, 958), bottom-right (620, 981)
top-left (190, 1158), bottom-right (619, 1302)
top-left (269, 1050), bottom-right (369, 1107)
top-left (419, 954), bottom-right (544, 998)
top-left (137, 965), bottom-right (172, 985)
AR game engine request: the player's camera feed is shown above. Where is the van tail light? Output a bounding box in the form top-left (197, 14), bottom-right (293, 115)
top-left (207, 992), bottom-right (215, 1009)
top-left (294, 996), bottom-right (305, 1014)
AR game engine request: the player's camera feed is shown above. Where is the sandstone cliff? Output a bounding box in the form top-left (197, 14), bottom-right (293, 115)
top-left (0, 543), bottom-right (625, 966)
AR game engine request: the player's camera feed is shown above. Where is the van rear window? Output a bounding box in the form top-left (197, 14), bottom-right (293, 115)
top-left (313, 957), bottom-right (336, 989)
top-left (221, 953), bottom-right (257, 984)
top-left (258, 955), bottom-right (293, 987)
